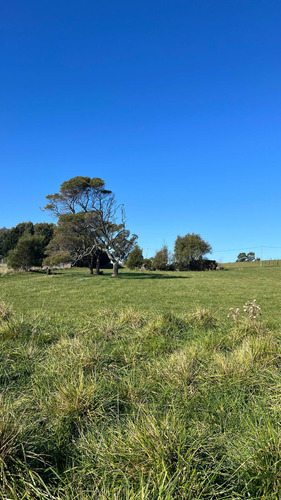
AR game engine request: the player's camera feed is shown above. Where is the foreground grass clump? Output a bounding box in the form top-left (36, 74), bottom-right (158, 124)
top-left (0, 298), bottom-right (281, 498)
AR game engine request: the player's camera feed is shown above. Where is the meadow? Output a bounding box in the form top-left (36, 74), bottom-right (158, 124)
top-left (1, 265), bottom-right (281, 498)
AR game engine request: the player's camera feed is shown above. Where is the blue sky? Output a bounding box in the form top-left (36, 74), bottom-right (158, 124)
top-left (1, 0), bottom-right (280, 262)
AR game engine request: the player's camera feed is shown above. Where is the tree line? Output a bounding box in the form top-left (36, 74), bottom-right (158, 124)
top-left (126, 235), bottom-right (215, 272)
top-left (0, 222), bottom-right (55, 270)
top-left (1, 176), bottom-right (215, 275)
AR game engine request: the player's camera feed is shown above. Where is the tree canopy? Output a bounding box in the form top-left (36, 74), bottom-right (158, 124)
top-left (126, 245), bottom-right (144, 270)
top-left (7, 234), bottom-right (45, 271)
top-left (151, 245), bottom-right (170, 271)
top-left (44, 176), bottom-right (137, 276)
top-left (237, 252), bottom-right (255, 262)
top-left (44, 177), bottom-right (110, 216)
top-left (174, 233), bottom-right (212, 270)
top-left (0, 222), bottom-right (54, 260)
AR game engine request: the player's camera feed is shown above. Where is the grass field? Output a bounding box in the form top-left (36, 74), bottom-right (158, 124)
top-left (1, 266), bottom-right (281, 498)
top-left (1, 266), bottom-right (281, 326)
top-left (223, 259), bottom-right (281, 269)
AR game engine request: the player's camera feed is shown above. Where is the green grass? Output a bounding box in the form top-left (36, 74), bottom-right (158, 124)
top-left (1, 266), bottom-right (281, 326)
top-left (223, 259), bottom-right (281, 269)
top-left (1, 266), bottom-right (281, 498)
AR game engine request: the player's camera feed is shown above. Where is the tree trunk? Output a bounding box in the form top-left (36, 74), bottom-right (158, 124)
top-left (95, 254), bottom-right (100, 275)
top-left (112, 261), bottom-right (119, 277)
top-left (89, 254), bottom-right (94, 275)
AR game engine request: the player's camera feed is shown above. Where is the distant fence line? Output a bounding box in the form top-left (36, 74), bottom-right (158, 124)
top-left (225, 259), bottom-right (281, 268)
top-left (257, 260), bottom-right (281, 267)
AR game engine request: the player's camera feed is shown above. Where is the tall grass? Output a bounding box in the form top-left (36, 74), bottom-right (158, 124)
top-left (0, 294), bottom-right (281, 497)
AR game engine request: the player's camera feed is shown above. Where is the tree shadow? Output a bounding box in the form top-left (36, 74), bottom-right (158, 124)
top-left (30, 270), bottom-right (66, 275)
top-left (117, 272), bottom-right (190, 280)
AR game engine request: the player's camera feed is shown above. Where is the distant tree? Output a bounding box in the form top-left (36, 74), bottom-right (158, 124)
top-left (246, 252), bottom-right (255, 261)
top-left (0, 227), bottom-right (9, 259)
top-left (2, 222), bottom-right (34, 257)
top-left (34, 222), bottom-right (55, 247)
top-left (126, 245), bottom-right (144, 270)
top-left (174, 233), bottom-right (212, 270)
top-left (44, 176), bottom-right (137, 277)
top-left (142, 258), bottom-right (153, 271)
top-left (152, 245), bottom-right (169, 271)
top-left (236, 252), bottom-right (255, 262)
top-left (236, 253), bottom-right (247, 262)
top-left (0, 222), bottom-right (54, 262)
top-left (8, 234), bottom-right (45, 271)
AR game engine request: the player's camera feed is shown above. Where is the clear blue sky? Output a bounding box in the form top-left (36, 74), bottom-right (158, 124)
top-left (1, 0), bottom-right (280, 262)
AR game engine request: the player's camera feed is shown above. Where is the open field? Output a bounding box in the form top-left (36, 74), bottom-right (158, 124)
top-left (1, 267), bottom-right (281, 498)
top-left (223, 259), bottom-right (281, 270)
top-left (1, 266), bottom-right (281, 326)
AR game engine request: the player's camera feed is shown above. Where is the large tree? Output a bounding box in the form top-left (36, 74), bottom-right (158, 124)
top-left (44, 176), bottom-right (137, 276)
top-left (44, 212), bottom-right (108, 274)
top-left (174, 233), bottom-right (212, 270)
top-left (44, 212), bottom-right (100, 273)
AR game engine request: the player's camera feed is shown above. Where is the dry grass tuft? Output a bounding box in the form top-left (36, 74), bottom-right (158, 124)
top-left (0, 264), bottom-right (14, 276)
top-left (0, 302), bottom-right (13, 322)
top-left (187, 307), bottom-right (217, 329)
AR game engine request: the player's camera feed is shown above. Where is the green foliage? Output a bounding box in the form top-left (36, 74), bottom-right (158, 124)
top-left (44, 176), bottom-right (137, 276)
top-left (1, 222), bottom-right (34, 257)
top-left (152, 245), bottom-right (169, 270)
top-left (126, 244), bottom-right (144, 269)
top-left (44, 252), bottom-right (72, 266)
top-left (33, 222), bottom-right (55, 246)
top-left (7, 234), bottom-right (45, 270)
top-left (0, 227), bottom-right (9, 259)
top-left (142, 258), bottom-right (153, 270)
top-left (44, 212), bottom-right (95, 268)
top-left (237, 252), bottom-right (247, 262)
top-left (247, 251), bottom-right (255, 261)
top-left (0, 222), bottom-right (54, 262)
top-left (237, 251), bottom-right (256, 262)
top-left (174, 233), bottom-right (212, 270)
top-left (44, 176), bottom-right (109, 216)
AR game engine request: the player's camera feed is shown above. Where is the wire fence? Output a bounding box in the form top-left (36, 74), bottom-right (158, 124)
top-left (224, 259), bottom-right (281, 269)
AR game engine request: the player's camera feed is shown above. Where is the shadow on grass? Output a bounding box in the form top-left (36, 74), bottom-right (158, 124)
top-left (31, 270), bottom-right (191, 280)
top-left (30, 270), bottom-right (65, 275)
top-left (117, 272), bottom-right (190, 280)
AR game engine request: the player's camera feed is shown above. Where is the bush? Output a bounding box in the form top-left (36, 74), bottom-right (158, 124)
top-left (126, 245), bottom-right (144, 270)
top-left (142, 258), bottom-right (153, 270)
top-left (152, 245), bottom-right (169, 271)
top-left (8, 235), bottom-right (45, 271)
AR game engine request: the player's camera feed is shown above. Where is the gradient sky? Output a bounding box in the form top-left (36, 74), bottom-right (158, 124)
top-left (1, 0), bottom-right (280, 262)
